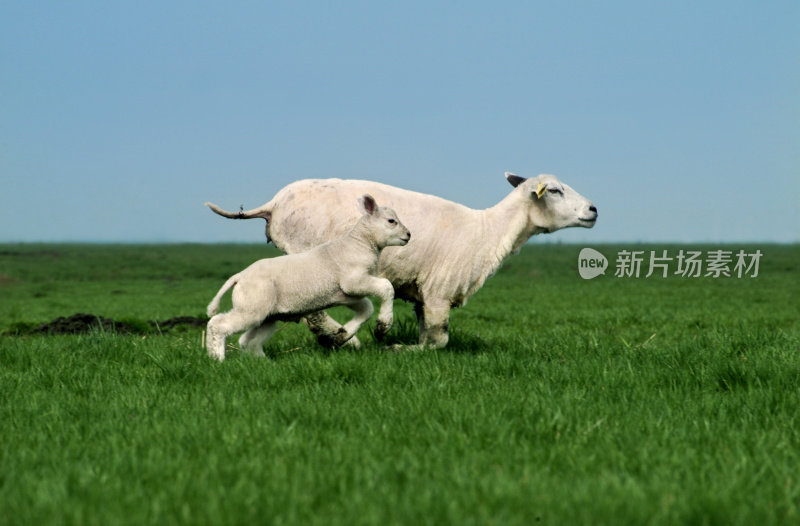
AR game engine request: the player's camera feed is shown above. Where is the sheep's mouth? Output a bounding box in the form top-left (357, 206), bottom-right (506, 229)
top-left (579, 217), bottom-right (597, 223)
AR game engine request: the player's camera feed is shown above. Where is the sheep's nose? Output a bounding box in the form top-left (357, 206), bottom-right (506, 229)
top-left (589, 205), bottom-right (597, 213)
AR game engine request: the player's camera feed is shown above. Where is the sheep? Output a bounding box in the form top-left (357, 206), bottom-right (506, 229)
top-left (206, 172), bottom-right (597, 349)
top-left (205, 194), bottom-right (411, 361)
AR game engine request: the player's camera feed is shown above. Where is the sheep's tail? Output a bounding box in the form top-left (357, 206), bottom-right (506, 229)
top-left (205, 201), bottom-right (273, 244)
top-left (207, 275), bottom-right (239, 317)
top-left (205, 201), bottom-right (272, 222)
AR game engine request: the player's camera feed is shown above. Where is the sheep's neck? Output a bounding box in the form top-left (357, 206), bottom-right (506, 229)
top-left (481, 192), bottom-right (542, 274)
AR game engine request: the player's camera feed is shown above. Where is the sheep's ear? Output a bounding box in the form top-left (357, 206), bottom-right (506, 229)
top-left (359, 194), bottom-right (378, 215)
top-left (506, 172), bottom-right (527, 188)
top-left (535, 182), bottom-right (547, 199)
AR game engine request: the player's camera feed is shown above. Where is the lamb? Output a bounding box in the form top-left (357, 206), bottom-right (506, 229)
top-left (206, 172), bottom-right (597, 349)
top-left (205, 194), bottom-right (411, 361)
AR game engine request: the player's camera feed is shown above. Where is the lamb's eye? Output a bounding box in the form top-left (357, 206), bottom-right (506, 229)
top-left (548, 188), bottom-right (563, 195)
top-left (388, 219), bottom-right (396, 225)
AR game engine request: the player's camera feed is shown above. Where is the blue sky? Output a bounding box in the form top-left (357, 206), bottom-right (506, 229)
top-left (1, 1), bottom-right (798, 243)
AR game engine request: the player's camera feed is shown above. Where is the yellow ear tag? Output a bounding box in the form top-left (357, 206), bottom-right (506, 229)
top-left (536, 182), bottom-right (547, 199)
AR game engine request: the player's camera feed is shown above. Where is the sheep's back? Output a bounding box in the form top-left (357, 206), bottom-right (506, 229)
top-left (267, 179), bottom-right (485, 303)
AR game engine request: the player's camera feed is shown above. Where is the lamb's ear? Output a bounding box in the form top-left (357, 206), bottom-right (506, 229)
top-left (505, 172), bottom-right (527, 188)
top-left (359, 194), bottom-right (378, 215)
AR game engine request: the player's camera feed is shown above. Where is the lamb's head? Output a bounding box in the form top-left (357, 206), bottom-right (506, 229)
top-left (506, 173), bottom-right (598, 233)
top-left (358, 194), bottom-right (412, 248)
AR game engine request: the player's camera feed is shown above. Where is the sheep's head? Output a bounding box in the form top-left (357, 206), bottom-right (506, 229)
top-left (506, 173), bottom-right (598, 233)
top-left (358, 194), bottom-right (412, 248)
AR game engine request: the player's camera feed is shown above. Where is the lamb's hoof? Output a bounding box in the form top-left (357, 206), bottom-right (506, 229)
top-left (241, 347), bottom-right (267, 358)
top-left (333, 328), bottom-right (351, 347)
top-left (207, 350), bottom-right (225, 362)
top-left (374, 321), bottom-right (391, 342)
top-left (342, 336), bottom-right (362, 349)
top-left (317, 328), bottom-right (351, 349)
top-left (315, 332), bottom-right (337, 349)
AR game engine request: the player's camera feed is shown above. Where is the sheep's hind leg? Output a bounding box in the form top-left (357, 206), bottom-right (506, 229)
top-left (238, 320), bottom-right (278, 357)
top-left (304, 311), bottom-right (362, 349)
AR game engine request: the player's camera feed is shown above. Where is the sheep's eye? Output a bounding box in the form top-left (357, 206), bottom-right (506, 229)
top-left (548, 188), bottom-right (563, 195)
top-left (387, 219), bottom-right (396, 225)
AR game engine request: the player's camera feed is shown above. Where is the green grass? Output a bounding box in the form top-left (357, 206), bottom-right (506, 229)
top-left (1, 243), bottom-right (799, 525)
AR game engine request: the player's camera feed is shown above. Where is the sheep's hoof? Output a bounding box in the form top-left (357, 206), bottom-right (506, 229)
top-left (374, 321), bottom-right (392, 341)
top-left (387, 343), bottom-right (426, 352)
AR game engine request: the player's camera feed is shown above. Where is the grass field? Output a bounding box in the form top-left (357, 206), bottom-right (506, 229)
top-left (1, 243), bottom-right (798, 525)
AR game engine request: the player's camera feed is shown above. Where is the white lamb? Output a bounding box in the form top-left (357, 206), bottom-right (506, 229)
top-left (205, 194), bottom-right (411, 361)
top-left (207, 172), bottom-right (597, 349)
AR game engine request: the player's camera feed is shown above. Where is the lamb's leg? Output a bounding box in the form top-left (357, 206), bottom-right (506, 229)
top-left (206, 314), bottom-right (228, 361)
top-left (418, 301), bottom-right (450, 349)
top-left (206, 311), bottom-right (262, 361)
top-left (373, 280), bottom-right (396, 341)
top-left (341, 276), bottom-right (395, 341)
top-left (238, 320), bottom-right (278, 357)
top-left (304, 311), bottom-right (362, 349)
top-left (337, 297), bottom-right (374, 346)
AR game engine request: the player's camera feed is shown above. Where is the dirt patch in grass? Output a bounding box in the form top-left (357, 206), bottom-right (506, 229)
top-left (9, 313), bottom-right (208, 335)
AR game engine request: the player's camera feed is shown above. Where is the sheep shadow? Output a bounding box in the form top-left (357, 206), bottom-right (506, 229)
top-left (369, 315), bottom-right (495, 355)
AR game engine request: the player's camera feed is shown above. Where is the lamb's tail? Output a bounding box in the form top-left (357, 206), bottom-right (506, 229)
top-left (207, 275), bottom-right (239, 317)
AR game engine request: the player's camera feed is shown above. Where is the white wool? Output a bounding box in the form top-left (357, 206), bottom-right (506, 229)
top-left (204, 195), bottom-right (410, 361)
top-left (207, 173), bottom-right (596, 349)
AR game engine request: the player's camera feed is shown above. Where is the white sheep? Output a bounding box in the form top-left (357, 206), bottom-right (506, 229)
top-left (206, 173), bottom-right (597, 349)
top-left (205, 194), bottom-right (411, 361)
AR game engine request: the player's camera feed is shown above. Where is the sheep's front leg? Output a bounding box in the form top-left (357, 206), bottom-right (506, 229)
top-left (418, 301), bottom-right (450, 349)
top-left (341, 276), bottom-right (395, 341)
top-left (414, 302), bottom-right (426, 344)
